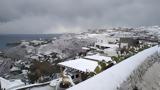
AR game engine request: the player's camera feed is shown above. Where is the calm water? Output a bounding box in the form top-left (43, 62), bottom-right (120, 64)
top-left (0, 34), bottom-right (61, 50)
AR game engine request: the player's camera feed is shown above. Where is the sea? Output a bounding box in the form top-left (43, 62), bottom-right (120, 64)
top-left (0, 34), bottom-right (61, 50)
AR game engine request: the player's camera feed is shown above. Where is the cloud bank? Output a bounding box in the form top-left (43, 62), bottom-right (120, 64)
top-left (0, 0), bottom-right (160, 34)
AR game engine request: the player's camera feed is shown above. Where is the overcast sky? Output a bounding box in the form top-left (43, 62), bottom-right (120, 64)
top-left (0, 0), bottom-right (160, 34)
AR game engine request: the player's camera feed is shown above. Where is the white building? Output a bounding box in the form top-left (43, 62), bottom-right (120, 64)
top-left (58, 58), bottom-right (98, 84)
top-left (58, 54), bottom-right (115, 84)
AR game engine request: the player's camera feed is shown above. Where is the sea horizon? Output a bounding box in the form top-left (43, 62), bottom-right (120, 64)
top-left (0, 34), bottom-right (62, 49)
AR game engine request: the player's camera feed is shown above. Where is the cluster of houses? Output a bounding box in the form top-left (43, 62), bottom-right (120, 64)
top-left (0, 30), bottom-right (158, 90)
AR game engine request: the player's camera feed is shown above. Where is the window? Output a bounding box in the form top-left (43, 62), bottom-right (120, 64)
top-left (71, 75), bottom-right (74, 79)
top-left (76, 74), bottom-right (79, 78)
top-left (96, 45), bottom-right (100, 48)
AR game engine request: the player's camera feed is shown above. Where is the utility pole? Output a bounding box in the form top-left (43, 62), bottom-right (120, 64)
top-left (0, 81), bottom-right (1, 90)
top-left (157, 34), bottom-right (160, 57)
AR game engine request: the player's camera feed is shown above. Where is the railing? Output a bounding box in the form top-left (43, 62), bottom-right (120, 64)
top-left (14, 82), bottom-right (50, 90)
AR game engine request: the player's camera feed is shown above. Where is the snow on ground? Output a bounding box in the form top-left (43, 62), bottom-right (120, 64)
top-left (0, 77), bottom-right (25, 90)
top-left (0, 77), bottom-right (10, 89)
top-left (9, 80), bottom-right (25, 89)
top-left (67, 46), bottom-right (158, 90)
top-left (58, 58), bottom-right (98, 72)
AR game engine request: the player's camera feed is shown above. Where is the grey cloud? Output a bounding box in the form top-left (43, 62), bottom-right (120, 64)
top-left (0, 0), bottom-right (160, 34)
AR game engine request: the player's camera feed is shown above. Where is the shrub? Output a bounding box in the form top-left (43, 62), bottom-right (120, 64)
top-left (28, 61), bottom-right (59, 83)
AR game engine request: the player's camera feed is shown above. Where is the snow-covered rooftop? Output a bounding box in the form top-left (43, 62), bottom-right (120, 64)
top-left (10, 66), bottom-right (20, 71)
top-left (30, 56), bottom-right (39, 60)
top-left (0, 77), bottom-right (10, 89)
top-left (0, 77), bottom-right (25, 90)
top-left (58, 58), bottom-right (98, 72)
top-left (82, 47), bottom-right (90, 50)
top-left (30, 40), bottom-right (43, 43)
top-left (67, 46), bottom-right (158, 90)
top-left (84, 54), bottom-right (112, 62)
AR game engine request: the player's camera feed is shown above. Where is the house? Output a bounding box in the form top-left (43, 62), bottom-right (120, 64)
top-left (10, 66), bottom-right (22, 75)
top-left (58, 58), bottom-right (98, 83)
top-left (0, 51), bottom-right (4, 57)
top-left (94, 43), bottom-right (119, 56)
top-left (106, 37), bottom-right (120, 44)
top-left (119, 38), bottom-right (139, 48)
top-left (95, 43), bottom-right (118, 49)
top-left (58, 54), bottom-right (116, 84)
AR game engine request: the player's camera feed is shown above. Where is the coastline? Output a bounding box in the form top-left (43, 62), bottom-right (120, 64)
top-left (0, 34), bottom-right (62, 49)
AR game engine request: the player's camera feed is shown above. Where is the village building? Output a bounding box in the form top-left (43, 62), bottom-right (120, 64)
top-left (58, 58), bottom-right (98, 83)
top-left (0, 51), bottom-right (4, 57)
top-left (94, 43), bottom-right (119, 56)
top-left (119, 37), bottom-right (139, 48)
top-left (58, 54), bottom-right (114, 84)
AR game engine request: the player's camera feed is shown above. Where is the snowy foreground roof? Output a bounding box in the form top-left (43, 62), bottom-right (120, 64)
top-left (67, 46), bottom-right (158, 90)
top-left (0, 77), bottom-right (25, 90)
top-left (84, 54), bottom-right (112, 62)
top-left (58, 58), bottom-right (98, 72)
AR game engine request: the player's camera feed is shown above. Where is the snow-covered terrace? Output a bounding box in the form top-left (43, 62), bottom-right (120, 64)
top-left (67, 46), bottom-right (159, 90)
top-left (58, 58), bottom-right (98, 72)
top-left (84, 54), bottom-right (112, 62)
